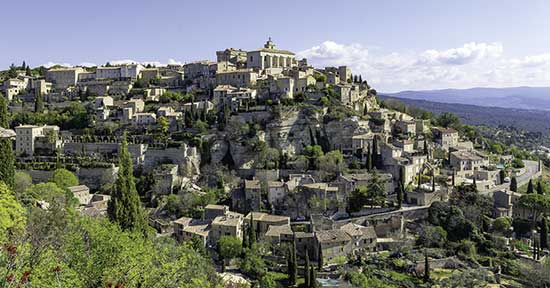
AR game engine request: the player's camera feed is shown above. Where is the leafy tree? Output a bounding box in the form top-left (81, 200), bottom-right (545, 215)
top-left (259, 273), bottom-right (277, 288)
top-left (14, 171), bottom-right (32, 193)
top-left (435, 112), bottom-right (460, 128)
top-left (492, 217), bottom-right (512, 234)
top-left (0, 182), bottom-right (26, 242)
top-left (510, 177), bottom-right (518, 192)
top-left (527, 179), bottom-right (534, 194)
top-left (348, 185), bottom-right (368, 212)
top-left (0, 94), bottom-right (15, 188)
top-left (417, 225), bottom-right (447, 248)
top-left (517, 194), bottom-right (550, 224)
top-left (107, 133), bottom-right (147, 233)
top-left (49, 168), bottom-right (79, 189)
top-left (239, 245), bottom-right (266, 279)
top-left (20, 182), bottom-right (69, 206)
top-left (318, 150), bottom-right (345, 181)
top-left (218, 236), bottom-right (242, 272)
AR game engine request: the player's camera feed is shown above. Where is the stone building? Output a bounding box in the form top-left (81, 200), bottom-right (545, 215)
top-left (46, 67), bottom-right (85, 90)
top-left (216, 69), bottom-right (257, 88)
top-left (246, 38), bottom-right (297, 74)
top-left (15, 125), bottom-right (61, 156)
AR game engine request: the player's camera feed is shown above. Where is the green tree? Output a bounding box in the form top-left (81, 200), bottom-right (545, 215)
top-left (397, 181), bottom-right (404, 209)
top-left (218, 236), bottom-right (242, 272)
top-left (107, 133), bottom-right (147, 233)
top-left (499, 169), bottom-right (506, 184)
top-left (0, 181), bottom-right (26, 242)
top-left (435, 112), bottom-right (460, 128)
top-left (348, 185), bottom-right (368, 212)
top-left (304, 250), bottom-right (311, 287)
top-left (492, 217), bottom-right (512, 234)
top-left (309, 267), bottom-right (319, 288)
top-left (20, 182), bottom-right (69, 206)
top-left (35, 90), bottom-right (44, 113)
top-left (366, 144), bottom-right (373, 172)
top-left (14, 171), bottom-right (32, 193)
top-left (248, 214), bottom-right (257, 247)
top-left (287, 240), bottom-right (297, 285)
top-left (0, 94), bottom-right (15, 188)
top-left (527, 179), bottom-right (534, 194)
top-left (510, 177), bottom-right (518, 192)
top-left (541, 217), bottom-right (549, 249)
top-left (538, 181), bottom-right (545, 195)
top-left (50, 168), bottom-right (79, 189)
top-left (259, 273), bottom-right (277, 288)
top-left (424, 251), bottom-right (430, 283)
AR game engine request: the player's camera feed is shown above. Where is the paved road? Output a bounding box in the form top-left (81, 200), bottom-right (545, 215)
top-left (480, 160), bottom-right (541, 196)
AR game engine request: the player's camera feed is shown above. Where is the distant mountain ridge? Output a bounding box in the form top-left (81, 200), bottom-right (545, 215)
top-left (385, 87), bottom-right (550, 110)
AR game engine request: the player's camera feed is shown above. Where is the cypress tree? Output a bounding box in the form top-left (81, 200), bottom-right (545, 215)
top-left (499, 170), bottom-right (506, 184)
top-left (541, 217), bottom-right (548, 249)
top-left (372, 137), bottom-right (378, 167)
top-left (248, 214), bottom-right (256, 246)
top-left (310, 267), bottom-right (318, 288)
top-left (107, 132), bottom-right (147, 233)
top-left (318, 248), bottom-right (323, 269)
top-left (304, 250), bottom-right (310, 287)
top-left (0, 94), bottom-right (15, 188)
top-left (432, 175), bottom-right (436, 192)
top-left (537, 181), bottom-right (545, 195)
top-left (424, 251), bottom-right (430, 283)
top-left (366, 144), bottom-right (373, 172)
top-left (451, 170), bottom-right (455, 187)
top-left (472, 177), bottom-right (477, 192)
top-left (510, 177), bottom-right (518, 192)
top-left (242, 223), bottom-right (249, 249)
top-left (287, 240), bottom-right (297, 285)
top-left (397, 181), bottom-right (404, 209)
top-left (527, 179), bottom-right (534, 194)
top-left (35, 90), bottom-right (43, 113)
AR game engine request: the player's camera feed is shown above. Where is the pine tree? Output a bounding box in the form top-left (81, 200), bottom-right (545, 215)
top-left (510, 177), bottom-right (518, 192)
top-left (537, 181), bottom-right (545, 195)
top-left (0, 94), bottom-right (15, 188)
top-left (527, 179), bottom-right (534, 194)
top-left (304, 250), bottom-right (311, 287)
top-left (107, 132), bottom-right (147, 233)
top-left (424, 251), bottom-right (430, 283)
top-left (541, 217), bottom-right (548, 249)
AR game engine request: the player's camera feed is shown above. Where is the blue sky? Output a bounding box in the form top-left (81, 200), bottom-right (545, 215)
top-left (2, 0), bottom-right (549, 92)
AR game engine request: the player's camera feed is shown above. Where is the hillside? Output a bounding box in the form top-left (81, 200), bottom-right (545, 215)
top-left (380, 95), bottom-right (550, 134)
top-left (385, 86), bottom-right (550, 110)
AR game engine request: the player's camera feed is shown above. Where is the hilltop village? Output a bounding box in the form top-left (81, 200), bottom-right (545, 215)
top-left (0, 40), bottom-right (548, 287)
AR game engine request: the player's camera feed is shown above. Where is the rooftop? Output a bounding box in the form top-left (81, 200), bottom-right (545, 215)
top-left (315, 229), bottom-right (352, 244)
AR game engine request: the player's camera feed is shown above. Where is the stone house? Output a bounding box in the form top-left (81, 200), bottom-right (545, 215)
top-left (314, 229), bottom-right (352, 265)
top-left (245, 212), bottom-right (290, 237)
top-left (210, 211), bottom-right (244, 245)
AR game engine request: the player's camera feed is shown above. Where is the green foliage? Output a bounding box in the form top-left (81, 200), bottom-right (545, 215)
top-left (0, 181), bottom-right (26, 242)
top-left (287, 240), bottom-right (297, 285)
top-left (107, 133), bottom-right (147, 233)
top-left (492, 217), bottom-right (512, 234)
top-left (417, 225), bottom-right (447, 248)
top-left (0, 94), bottom-right (15, 189)
top-left (434, 112), bottom-right (461, 128)
top-left (239, 245), bottom-right (267, 279)
top-left (512, 158), bottom-right (525, 168)
top-left (14, 171), bottom-right (32, 193)
top-left (317, 150), bottom-right (345, 181)
top-left (49, 168), bottom-right (79, 189)
top-left (1, 214), bottom-right (220, 287)
top-left (510, 177), bottom-right (518, 192)
top-left (218, 236), bottom-right (242, 261)
top-left (20, 182), bottom-right (70, 206)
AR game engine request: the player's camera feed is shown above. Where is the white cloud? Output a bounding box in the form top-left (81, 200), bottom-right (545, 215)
top-left (298, 41), bottom-right (550, 92)
top-left (78, 62), bottom-right (97, 67)
top-left (41, 62), bottom-right (72, 68)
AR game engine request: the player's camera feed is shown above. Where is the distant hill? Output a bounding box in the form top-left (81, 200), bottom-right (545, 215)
top-left (379, 95), bottom-right (550, 134)
top-left (385, 87), bottom-right (550, 110)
